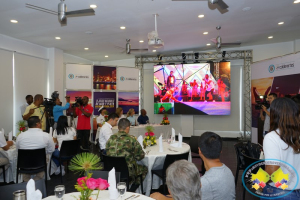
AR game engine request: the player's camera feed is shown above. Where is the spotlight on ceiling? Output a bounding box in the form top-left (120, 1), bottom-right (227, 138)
top-left (182, 53), bottom-right (187, 64)
top-left (221, 51), bottom-right (227, 62)
top-left (194, 53), bottom-right (199, 63)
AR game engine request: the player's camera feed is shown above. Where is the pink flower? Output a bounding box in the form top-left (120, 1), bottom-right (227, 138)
top-left (145, 132), bottom-right (149, 136)
top-left (77, 177), bottom-right (87, 187)
top-left (86, 178), bottom-right (99, 190)
top-left (149, 132), bottom-right (155, 136)
top-left (97, 178), bottom-right (110, 190)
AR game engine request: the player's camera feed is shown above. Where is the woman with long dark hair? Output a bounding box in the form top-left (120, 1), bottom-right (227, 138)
top-left (52, 115), bottom-right (76, 175)
top-left (262, 98), bottom-right (300, 199)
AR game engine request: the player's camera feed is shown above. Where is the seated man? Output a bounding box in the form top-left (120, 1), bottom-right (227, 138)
top-left (99, 113), bottom-right (119, 154)
top-left (106, 118), bottom-right (148, 188)
top-left (150, 131), bottom-right (235, 200)
top-left (16, 116), bottom-right (55, 181)
top-left (0, 130), bottom-right (13, 176)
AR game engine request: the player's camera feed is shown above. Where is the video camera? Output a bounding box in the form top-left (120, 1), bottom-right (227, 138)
top-left (255, 96), bottom-right (270, 110)
top-left (72, 96), bottom-right (83, 108)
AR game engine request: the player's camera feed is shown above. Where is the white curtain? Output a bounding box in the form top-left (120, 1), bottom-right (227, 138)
top-left (0, 49), bottom-right (13, 134)
top-left (14, 53), bottom-right (48, 133)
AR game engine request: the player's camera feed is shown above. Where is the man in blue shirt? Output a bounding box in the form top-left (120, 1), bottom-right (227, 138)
top-left (137, 109), bottom-right (149, 125)
top-left (53, 96), bottom-right (70, 128)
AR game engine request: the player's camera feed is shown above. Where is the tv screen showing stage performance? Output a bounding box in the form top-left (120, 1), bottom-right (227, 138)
top-left (154, 62), bottom-right (231, 115)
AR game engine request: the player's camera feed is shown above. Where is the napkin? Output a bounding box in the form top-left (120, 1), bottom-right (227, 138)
top-left (170, 133), bottom-right (183, 148)
top-left (1, 128), bottom-right (4, 136)
top-left (159, 135), bottom-right (164, 152)
top-left (26, 179), bottom-right (42, 200)
top-left (108, 168), bottom-right (119, 199)
top-left (171, 128), bottom-right (176, 143)
top-left (0, 130), bottom-right (6, 146)
top-left (49, 127), bottom-right (53, 136)
top-left (137, 135), bottom-right (144, 149)
top-left (8, 131), bottom-right (12, 141)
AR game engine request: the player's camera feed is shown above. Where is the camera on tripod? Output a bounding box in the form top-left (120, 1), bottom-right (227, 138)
top-left (72, 96), bottom-right (83, 108)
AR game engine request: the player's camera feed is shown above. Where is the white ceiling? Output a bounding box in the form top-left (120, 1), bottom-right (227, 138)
top-left (0, 0), bottom-right (300, 62)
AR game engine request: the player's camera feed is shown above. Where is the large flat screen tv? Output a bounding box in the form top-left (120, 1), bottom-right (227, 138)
top-left (154, 62), bottom-right (231, 115)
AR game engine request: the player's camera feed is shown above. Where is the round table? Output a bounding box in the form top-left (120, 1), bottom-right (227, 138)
top-left (138, 141), bottom-right (192, 196)
top-left (43, 191), bottom-right (154, 200)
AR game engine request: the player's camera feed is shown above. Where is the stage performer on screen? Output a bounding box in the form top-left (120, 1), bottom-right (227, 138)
top-left (217, 78), bottom-right (227, 102)
top-left (158, 105), bottom-right (166, 114)
top-left (166, 71), bottom-right (176, 89)
top-left (200, 78), bottom-right (206, 101)
top-left (161, 87), bottom-right (181, 103)
top-left (190, 79), bottom-right (199, 101)
top-left (204, 74), bottom-right (215, 102)
top-left (180, 81), bottom-right (188, 102)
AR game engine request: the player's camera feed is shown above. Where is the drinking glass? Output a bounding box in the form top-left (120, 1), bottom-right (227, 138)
top-left (117, 182), bottom-right (127, 200)
top-left (54, 185), bottom-right (65, 200)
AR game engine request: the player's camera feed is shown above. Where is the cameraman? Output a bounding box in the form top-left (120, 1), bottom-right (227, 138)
top-left (260, 93), bottom-right (277, 137)
top-left (73, 96), bottom-right (93, 150)
top-left (53, 96), bottom-right (71, 129)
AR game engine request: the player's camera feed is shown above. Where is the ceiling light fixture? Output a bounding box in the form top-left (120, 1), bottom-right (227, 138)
top-left (55, 37), bottom-right (61, 40)
top-left (153, 50), bottom-right (156, 52)
top-left (294, 0), bottom-right (300, 4)
top-left (206, 43), bottom-right (211, 46)
top-left (203, 32), bottom-right (208, 35)
top-left (84, 48), bottom-right (89, 50)
top-left (90, 4), bottom-right (97, 8)
top-left (268, 36), bottom-right (273, 39)
top-left (242, 7), bottom-right (251, 11)
top-left (278, 22), bottom-right (284, 25)
top-left (120, 26), bottom-right (126, 30)
top-left (10, 20), bottom-right (18, 23)
top-left (105, 55), bottom-right (109, 58)
top-left (198, 14), bottom-right (204, 18)
top-left (85, 31), bottom-right (93, 34)
top-left (139, 40), bottom-right (144, 43)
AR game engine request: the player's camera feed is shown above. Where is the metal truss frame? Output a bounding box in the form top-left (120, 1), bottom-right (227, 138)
top-left (135, 50), bottom-right (253, 139)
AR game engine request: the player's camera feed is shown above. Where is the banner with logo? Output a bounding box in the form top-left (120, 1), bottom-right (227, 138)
top-left (93, 92), bottom-right (116, 115)
top-left (118, 92), bottom-right (139, 113)
top-left (93, 66), bottom-right (116, 90)
top-left (117, 67), bottom-right (139, 91)
top-left (66, 64), bottom-right (92, 89)
top-left (251, 53), bottom-right (300, 143)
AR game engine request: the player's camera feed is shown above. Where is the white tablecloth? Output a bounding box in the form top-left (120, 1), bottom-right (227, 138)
top-left (0, 145), bottom-right (51, 183)
top-left (95, 124), bottom-right (171, 144)
top-left (113, 124), bottom-right (172, 138)
top-left (43, 191), bottom-right (154, 200)
top-left (138, 141), bottom-right (192, 196)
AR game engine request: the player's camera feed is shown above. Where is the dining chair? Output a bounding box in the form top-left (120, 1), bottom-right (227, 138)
top-left (234, 141), bottom-right (262, 186)
top-left (0, 160), bottom-right (8, 183)
top-left (91, 170), bottom-right (121, 189)
top-left (16, 148), bottom-right (47, 189)
top-left (50, 139), bottom-right (80, 183)
top-left (0, 179), bottom-right (47, 198)
top-left (151, 151), bottom-right (189, 195)
top-left (103, 155), bottom-right (144, 194)
top-left (189, 136), bottom-right (206, 175)
top-left (241, 152), bottom-right (263, 200)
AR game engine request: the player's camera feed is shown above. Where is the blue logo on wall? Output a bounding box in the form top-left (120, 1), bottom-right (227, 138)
top-left (120, 76), bottom-right (125, 81)
top-left (68, 74), bottom-right (74, 79)
top-left (268, 65), bottom-right (275, 73)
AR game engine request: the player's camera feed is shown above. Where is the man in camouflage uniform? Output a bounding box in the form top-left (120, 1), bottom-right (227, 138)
top-left (106, 118), bottom-right (148, 186)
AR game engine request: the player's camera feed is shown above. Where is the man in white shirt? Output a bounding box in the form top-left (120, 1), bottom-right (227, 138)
top-left (0, 130), bottom-right (13, 170)
top-left (16, 116), bottom-right (55, 181)
top-left (96, 107), bottom-right (107, 127)
top-left (20, 95), bottom-right (33, 118)
top-left (99, 113), bottom-right (119, 154)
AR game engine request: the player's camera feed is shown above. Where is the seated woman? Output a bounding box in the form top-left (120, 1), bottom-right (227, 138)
top-left (52, 115), bottom-right (76, 175)
top-left (126, 108), bottom-right (136, 126)
top-left (116, 107), bottom-right (125, 124)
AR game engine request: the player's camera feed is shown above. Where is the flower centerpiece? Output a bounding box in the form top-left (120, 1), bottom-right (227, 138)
top-left (143, 125), bottom-right (156, 148)
top-left (161, 114), bottom-right (170, 125)
top-left (69, 153), bottom-right (108, 200)
top-left (16, 120), bottom-right (26, 136)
